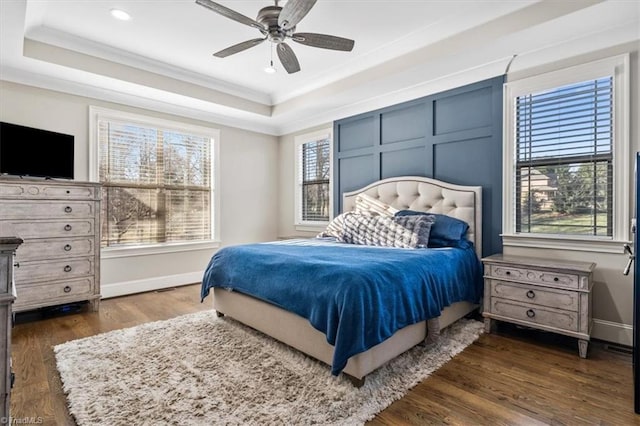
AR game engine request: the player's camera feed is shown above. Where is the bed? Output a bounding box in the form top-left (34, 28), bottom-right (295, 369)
top-left (201, 176), bottom-right (483, 385)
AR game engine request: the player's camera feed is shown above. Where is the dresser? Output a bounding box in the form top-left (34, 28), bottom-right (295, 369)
top-left (0, 179), bottom-right (101, 312)
top-left (482, 254), bottom-right (595, 358)
top-left (0, 237), bottom-right (22, 421)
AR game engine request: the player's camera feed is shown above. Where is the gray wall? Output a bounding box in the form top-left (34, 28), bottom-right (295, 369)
top-left (0, 81), bottom-right (279, 298)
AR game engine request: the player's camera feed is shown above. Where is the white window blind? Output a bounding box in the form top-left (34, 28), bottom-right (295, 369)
top-left (97, 119), bottom-right (213, 247)
top-left (515, 77), bottom-right (613, 236)
top-left (301, 139), bottom-right (330, 222)
top-left (296, 131), bottom-right (331, 225)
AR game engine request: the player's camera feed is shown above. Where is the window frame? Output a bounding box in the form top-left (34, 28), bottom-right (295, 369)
top-left (294, 128), bottom-right (333, 231)
top-left (89, 106), bottom-right (221, 258)
top-left (502, 54), bottom-right (630, 253)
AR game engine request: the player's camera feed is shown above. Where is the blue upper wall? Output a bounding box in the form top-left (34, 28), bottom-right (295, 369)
top-left (333, 76), bottom-right (504, 256)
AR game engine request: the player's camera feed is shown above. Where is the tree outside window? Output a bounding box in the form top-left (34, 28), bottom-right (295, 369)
top-left (96, 117), bottom-right (215, 247)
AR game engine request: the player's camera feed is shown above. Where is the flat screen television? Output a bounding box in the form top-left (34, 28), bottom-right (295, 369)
top-left (0, 121), bottom-right (74, 179)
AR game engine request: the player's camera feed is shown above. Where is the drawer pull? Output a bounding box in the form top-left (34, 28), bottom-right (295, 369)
top-left (554, 277), bottom-right (559, 282)
top-left (64, 244), bottom-right (72, 251)
top-left (526, 309), bottom-right (536, 318)
top-left (13, 262), bottom-right (19, 268)
top-left (526, 290), bottom-right (535, 299)
top-left (64, 224), bottom-right (72, 231)
top-left (64, 206), bottom-right (73, 213)
top-left (63, 286), bottom-right (72, 293)
top-left (63, 265), bottom-right (72, 272)
top-left (505, 271), bottom-right (511, 275)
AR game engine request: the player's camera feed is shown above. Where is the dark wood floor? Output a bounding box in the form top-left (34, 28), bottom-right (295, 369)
top-left (10, 284), bottom-right (638, 425)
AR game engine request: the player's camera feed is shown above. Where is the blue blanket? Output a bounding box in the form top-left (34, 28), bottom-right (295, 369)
top-left (201, 239), bottom-right (483, 375)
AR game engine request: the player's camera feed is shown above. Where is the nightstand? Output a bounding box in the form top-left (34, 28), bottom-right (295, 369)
top-left (482, 254), bottom-right (595, 358)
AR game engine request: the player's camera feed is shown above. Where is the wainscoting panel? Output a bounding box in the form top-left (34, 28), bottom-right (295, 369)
top-left (337, 154), bottom-right (377, 199)
top-left (381, 146), bottom-right (428, 179)
top-left (336, 115), bottom-right (378, 152)
top-left (334, 76), bottom-right (504, 256)
top-left (381, 102), bottom-right (428, 145)
top-left (433, 86), bottom-right (493, 136)
top-left (432, 137), bottom-right (501, 255)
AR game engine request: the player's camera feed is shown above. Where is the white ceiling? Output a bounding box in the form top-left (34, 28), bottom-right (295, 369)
top-left (0, 1), bottom-right (639, 135)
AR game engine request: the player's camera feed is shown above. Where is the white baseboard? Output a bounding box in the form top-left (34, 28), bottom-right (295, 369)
top-left (101, 271), bottom-right (203, 299)
top-left (591, 318), bottom-right (633, 347)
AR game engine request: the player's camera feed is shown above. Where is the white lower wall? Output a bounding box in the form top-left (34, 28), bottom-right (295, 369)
top-left (0, 81), bottom-right (279, 298)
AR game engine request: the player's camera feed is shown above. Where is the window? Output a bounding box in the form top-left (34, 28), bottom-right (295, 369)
top-left (90, 107), bottom-right (219, 252)
top-left (503, 55), bottom-right (629, 251)
top-left (295, 129), bottom-right (332, 228)
top-left (516, 77), bottom-right (613, 236)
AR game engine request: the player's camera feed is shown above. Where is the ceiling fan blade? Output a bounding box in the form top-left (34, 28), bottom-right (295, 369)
top-left (213, 38), bottom-right (265, 58)
top-left (278, 0), bottom-right (317, 31)
top-left (291, 33), bottom-right (355, 51)
top-left (277, 43), bottom-right (301, 74)
top-left (196, 0), bottom-right (265, 31)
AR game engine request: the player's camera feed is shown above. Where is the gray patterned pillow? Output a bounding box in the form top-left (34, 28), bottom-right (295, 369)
top-left (340, 212), bottom-right (435, 248)
top-left (317, 212), bottom-right (347, 239)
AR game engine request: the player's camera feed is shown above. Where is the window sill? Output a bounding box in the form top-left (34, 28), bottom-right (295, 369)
top-left (101, 240), bottom-right (221, 259)
top-left (295, 224), bottom-right (328, 233)
top-left (501, 233), bottom-right (629, 254)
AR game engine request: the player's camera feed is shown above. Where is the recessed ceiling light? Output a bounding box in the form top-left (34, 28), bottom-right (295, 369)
top-left (110, 9), bottom-right (131, 21)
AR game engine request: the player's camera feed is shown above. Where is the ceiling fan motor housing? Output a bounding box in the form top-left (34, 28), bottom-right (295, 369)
top-left (257, 6), bottom-right (294, 43)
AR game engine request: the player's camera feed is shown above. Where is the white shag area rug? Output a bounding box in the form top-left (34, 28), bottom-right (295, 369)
top-left (54, 311), bottom-right (484, 425)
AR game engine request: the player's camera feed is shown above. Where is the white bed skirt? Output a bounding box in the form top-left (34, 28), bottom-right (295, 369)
top-left (213, 288), bottom-right (476, 381)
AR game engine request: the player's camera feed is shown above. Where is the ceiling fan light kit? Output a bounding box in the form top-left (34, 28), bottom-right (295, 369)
top-left (110, 8), bottom-right (131, 21)
top-left (195, 0), bottom-right (355, 74)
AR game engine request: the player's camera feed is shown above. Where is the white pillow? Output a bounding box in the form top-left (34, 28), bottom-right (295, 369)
top-left (354, 193), bottom-right (398, 217)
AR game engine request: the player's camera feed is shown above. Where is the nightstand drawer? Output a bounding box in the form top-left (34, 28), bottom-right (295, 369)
top-left (490, 280), bottom-right (579, 311)
top-left (491, 298), bottom-right (579, 332)
top-left (489, 264), bottom-right (579, 289)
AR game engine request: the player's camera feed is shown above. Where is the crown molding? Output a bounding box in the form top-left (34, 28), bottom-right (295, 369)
top-left (25, 26), bottom-right (273, 106)
top-left (0, 65), bottom-right (280, 136)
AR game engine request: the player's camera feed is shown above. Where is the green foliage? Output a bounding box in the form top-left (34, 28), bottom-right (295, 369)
top-left (537, 163), bottom-right (608, 215)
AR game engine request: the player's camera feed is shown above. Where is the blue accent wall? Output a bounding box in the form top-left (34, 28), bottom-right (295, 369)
top-left (333, 76), bottom-right (504, 256)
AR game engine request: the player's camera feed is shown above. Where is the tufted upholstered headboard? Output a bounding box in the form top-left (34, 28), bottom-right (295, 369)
top-left (343, 176), bottom-right (482, 257)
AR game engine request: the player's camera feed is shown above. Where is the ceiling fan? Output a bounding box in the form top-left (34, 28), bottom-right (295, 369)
top-left (195, 0), bottom-right (355, 74)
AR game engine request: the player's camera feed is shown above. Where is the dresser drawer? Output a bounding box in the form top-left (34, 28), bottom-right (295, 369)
top-left (16, 238), bottom-right (95, 261)
top-left (490, 298), bottom-right (579, 332)
top-left (0, 219), bottom-right (94, 239)
top-left (489, 264), bottom-right (579, 289)
top-left (14, 258), bottom-right (93, 284)
top-left (0, 182), bottom-right (98, 200)
top-left (490, 280), bottom-right (579, 311)
top-left (0, 200), bottom-right (96, 220)
top-left (14, 277), bottom-right (94, 309)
